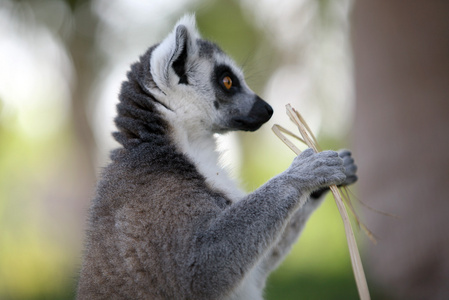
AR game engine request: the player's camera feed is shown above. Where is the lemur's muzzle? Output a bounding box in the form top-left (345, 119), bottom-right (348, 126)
top-left (230, 96), bottom-right (273, 131)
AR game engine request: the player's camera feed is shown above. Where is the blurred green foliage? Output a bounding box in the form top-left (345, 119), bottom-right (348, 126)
top-left (0, 122), bottom-right (77, 299)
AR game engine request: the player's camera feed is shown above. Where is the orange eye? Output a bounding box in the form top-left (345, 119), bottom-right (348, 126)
top-left (222, 76), bottom-right (232, 90)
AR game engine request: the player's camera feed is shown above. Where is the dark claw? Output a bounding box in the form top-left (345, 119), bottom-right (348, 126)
top-left (344, 174), bottom-right (358, 186)
top-left (338, 149), bottom-right (352, 157)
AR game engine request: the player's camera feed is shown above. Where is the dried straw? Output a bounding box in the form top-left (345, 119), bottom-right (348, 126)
top-left (272, 104), bottom-right (371, 300)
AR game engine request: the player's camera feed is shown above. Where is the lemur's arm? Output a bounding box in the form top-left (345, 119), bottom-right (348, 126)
top-left (189, 149), bottom-right (346, 298)
top-left (257, 150), bottom-right (358, 287)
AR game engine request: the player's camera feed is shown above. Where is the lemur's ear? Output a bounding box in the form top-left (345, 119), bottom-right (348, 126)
top-left (171, 25), bottom-right (190, 84)
top-left (150, 14), bottom-right (200, 90)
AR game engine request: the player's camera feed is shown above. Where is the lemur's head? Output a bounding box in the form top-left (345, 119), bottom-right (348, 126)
top-left (143, 14), bottom-right (273, 134)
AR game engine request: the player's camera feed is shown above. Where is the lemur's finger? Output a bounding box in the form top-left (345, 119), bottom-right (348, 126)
top-left (338, 149), bottom-right (351, 158)
top-left (298, 148), bottom-right (314, 158)
top-left (344, 174), bottom-right (358, 186)
top-left (343, 155), bottom-right (355, 166)
top-left (346, 163), bottom-right (358, 174)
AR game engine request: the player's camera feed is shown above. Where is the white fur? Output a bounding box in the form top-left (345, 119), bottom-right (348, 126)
top-left (227, 265), bottom-right (265, 300)
top-left (167, 108), bottom-right (245, 201)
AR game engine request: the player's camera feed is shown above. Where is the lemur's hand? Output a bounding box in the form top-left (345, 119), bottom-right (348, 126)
top-left (309, 149), bottom-right (358, 199)
top-left (338, 149), bottom-right (358, 187)
top-left (286, 148), bottom-right (346, 193)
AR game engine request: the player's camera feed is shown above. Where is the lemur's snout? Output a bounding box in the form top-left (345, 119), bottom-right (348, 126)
top-left (255, 96), bottom-right (274, 119)
top-left (252, 96), bottom-right (273, 122)
top-left (231, 96), bottom-right (273, 132)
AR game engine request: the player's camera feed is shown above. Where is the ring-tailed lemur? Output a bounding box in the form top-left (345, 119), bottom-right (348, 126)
top-left (77, 14), bottom-right (358, 300)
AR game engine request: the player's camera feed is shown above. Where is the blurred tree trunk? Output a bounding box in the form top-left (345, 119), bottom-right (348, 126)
top-left (61, 0), bottom-right (102, 247)
top-left (32, 0), bottom-right (102, 248)
top-left (352, 1), bottom-right (449, 299)
top-left (67, 0), bottom-right (100, 194)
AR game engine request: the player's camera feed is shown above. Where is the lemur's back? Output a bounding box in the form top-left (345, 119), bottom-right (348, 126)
top-left (78, 149), bottom-right (231, 299)
top-left (77, 15), bottom-right (356, 300)
top-left (77, 57), bottom-right (233, 298)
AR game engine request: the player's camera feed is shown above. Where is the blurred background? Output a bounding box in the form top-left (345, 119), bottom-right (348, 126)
top-left (0, 0), bottom-right (448, 299)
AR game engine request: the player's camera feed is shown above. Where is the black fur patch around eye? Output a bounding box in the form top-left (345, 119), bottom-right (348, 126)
top-left (213, 64), bottom-right (241, 94)
top-left (172, 35), bottom-right (189, 85)
top-left (214, 101), bottom-right (220, 109)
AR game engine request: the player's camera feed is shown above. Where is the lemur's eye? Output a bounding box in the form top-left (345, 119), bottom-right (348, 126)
top-left (222, 76), bottom-right (232, 90)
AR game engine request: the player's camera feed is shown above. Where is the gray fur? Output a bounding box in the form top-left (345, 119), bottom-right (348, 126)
top-left (197, 39), bottom-right (222, 59)
top-left (77, 15), bottom-right (357, 300)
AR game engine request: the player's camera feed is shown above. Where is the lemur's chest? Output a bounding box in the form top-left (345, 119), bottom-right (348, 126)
top-left (170, 128), bottom-right (244, 201)
top-left (186, 141), bottom-right (245, 201)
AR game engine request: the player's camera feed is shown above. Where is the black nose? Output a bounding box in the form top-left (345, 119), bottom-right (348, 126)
top-left (256, 96), bottom-right (273, 118)
top-left (251, 95), bottom-right (273, 121)
top-left (230, 96), bottom-right (273, 132)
